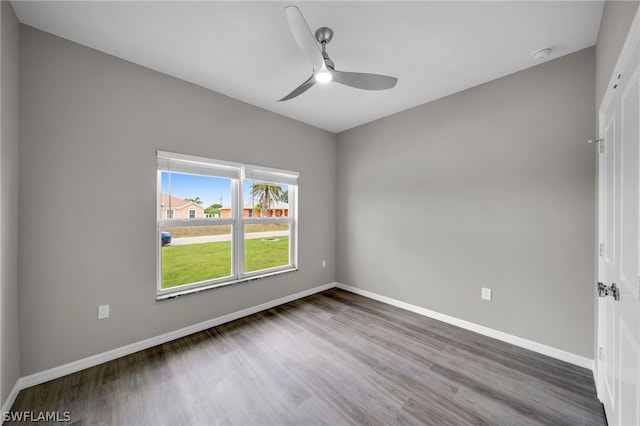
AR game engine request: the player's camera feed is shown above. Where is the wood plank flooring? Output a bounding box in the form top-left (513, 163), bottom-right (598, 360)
top-left (8, 289), bottom-right (606, 425)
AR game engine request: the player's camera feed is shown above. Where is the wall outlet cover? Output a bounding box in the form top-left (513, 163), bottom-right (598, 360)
top-left (98, 304), bottom-right (110, 319)
top-left (481, 288), bottom-right (492, 301)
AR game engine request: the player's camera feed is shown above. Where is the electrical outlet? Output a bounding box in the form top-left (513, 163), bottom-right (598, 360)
top-left (322, 260), bottom-right (326, 268)
top-left (98, 304), bottom-right (110, 319)
top-left (481, 288), bottom-right (492, 301)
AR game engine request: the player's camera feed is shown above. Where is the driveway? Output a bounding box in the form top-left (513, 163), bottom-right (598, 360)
top-left (170, 230), bottom-right (288, 246)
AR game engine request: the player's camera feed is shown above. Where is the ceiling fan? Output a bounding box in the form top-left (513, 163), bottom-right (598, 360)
top-left (279, 5), bottom-right (398, 102)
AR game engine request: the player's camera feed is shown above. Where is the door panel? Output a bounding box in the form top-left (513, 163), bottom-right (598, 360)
top-left (619, 322), bottom-right (639, 425)
top-left (599, 95), bottom-right (619, 419)
top-left (616, 51), bottom-right (640, 426)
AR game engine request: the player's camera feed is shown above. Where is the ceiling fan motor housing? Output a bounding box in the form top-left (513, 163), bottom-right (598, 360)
top-left (315, 27), bottom-right (333, 45)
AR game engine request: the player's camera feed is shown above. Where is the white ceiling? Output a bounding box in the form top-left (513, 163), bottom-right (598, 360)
top-left (11, 1), bottom-right (604, 133)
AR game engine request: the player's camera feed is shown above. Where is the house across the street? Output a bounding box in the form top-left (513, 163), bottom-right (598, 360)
top-left (220, 200), bottom-right (289, 218)
top-left (161, 193), bottom-right (205, 219)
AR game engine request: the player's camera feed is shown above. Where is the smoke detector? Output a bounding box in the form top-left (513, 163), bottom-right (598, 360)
top-left (532, 47), bottom-right (552, 60)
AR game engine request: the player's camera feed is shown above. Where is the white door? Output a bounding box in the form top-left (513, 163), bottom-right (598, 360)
top-left (597, 22), bottom-right (640, 426)
top-left (598, 84), bottom-right (618, 422)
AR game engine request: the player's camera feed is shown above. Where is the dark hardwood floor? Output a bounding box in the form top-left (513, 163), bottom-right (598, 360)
top-left (8, 289), bottom-right (606, 425)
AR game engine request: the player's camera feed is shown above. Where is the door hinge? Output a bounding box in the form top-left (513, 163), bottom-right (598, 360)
top-left (600, 140), bottom-right (605, 153)
top-left (599, 243), bottom-right (604, 257)
top-left (599, 346), bottom-right (604, 361)
top-left (613, 73), bottom-right (622, 89)
top-left (598, 282), bottom-right (608, 297)
top-left (597, 282), bottom-right (620, 301)
top-left (610, 283), bottom-right (621, 301)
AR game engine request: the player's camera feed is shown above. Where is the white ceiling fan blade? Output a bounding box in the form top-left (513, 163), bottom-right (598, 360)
top-left (331, 70), bottom-right (398, 90)
top-left (284, 5), bottom-right (324, 71)
top-left (278, 73), bottom-right (316, 102)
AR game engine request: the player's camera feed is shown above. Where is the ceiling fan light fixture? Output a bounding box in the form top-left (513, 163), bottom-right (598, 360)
top-left (315, 69), bottom-right (332, 83)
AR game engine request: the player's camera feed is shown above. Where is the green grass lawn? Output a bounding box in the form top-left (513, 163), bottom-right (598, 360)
top-left (161, 237), bottom-right (289, 289)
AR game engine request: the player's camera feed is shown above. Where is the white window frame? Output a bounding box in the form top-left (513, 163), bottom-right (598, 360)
top-left (188, 208), bottom-right (196, 219)
top-left (156, 151), bottom-right (298, 300)
top-left (166, 209), bottom-right (174, 219)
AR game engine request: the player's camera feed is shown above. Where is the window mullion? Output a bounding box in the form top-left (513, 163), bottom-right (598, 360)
top-left (233, 176), bottom-right (244, 278)
top-left (156, 170), bottom-right (162, 293)
top-left (289, 185), bottom-right (297, 267)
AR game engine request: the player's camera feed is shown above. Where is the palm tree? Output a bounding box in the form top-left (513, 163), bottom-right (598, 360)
top-left (250, 182), bottom-right (283, 217)
top-left (253, 202), bottom-right (262, 217)
top-left (185, 196), bottom-right (203, 205)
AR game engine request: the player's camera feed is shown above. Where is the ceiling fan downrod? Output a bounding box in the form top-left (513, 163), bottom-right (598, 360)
top-left (315, 27), bottom-right (335, 68)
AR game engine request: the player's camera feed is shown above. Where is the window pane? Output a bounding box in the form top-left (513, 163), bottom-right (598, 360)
top-left (160, 225), bottom-right (232, 289)
top-left (160, 171), bottom-right (231, 219)
top-left (244, 223), bottom-right (290, 273)
top-left (243, 180), bottom-right (289, 218)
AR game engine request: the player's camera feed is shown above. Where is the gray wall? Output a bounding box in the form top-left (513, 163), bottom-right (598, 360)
top-left (336, 48), bottom-right (596, 357)
top-left (1, 0), bottom-right (20, 405)
top-left (19, 26), bottom-right (336, 375)
top-left (596, 0), bottom-right (639, 108)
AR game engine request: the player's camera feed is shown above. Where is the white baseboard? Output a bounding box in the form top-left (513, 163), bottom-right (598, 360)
top-left (1, 380), bottom-right (21, 418)
top-left (11, 282), bottom-right (337, 395)
top-left (592, 360), bottom-right (601, 402)
top-left (336, 282), bottom-right (594, 370)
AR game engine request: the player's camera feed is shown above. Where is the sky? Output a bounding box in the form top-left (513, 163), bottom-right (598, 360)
top-left (161, 172), bottom-right (287, 208)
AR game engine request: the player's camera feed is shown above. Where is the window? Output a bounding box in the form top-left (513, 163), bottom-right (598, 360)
top-left (242, 176), bottom-right (292, 273)
top-left (157, 151), bottom-right (298, 299)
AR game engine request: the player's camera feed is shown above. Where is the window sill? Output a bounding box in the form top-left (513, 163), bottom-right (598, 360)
top-left (156, 267), bottom-right (298, 301)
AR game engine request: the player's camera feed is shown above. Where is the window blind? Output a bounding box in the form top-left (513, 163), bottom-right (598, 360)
top-left (244, 165), bottom-right (299, 186)
top-left (157, 151), bottom-right (241, 179)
